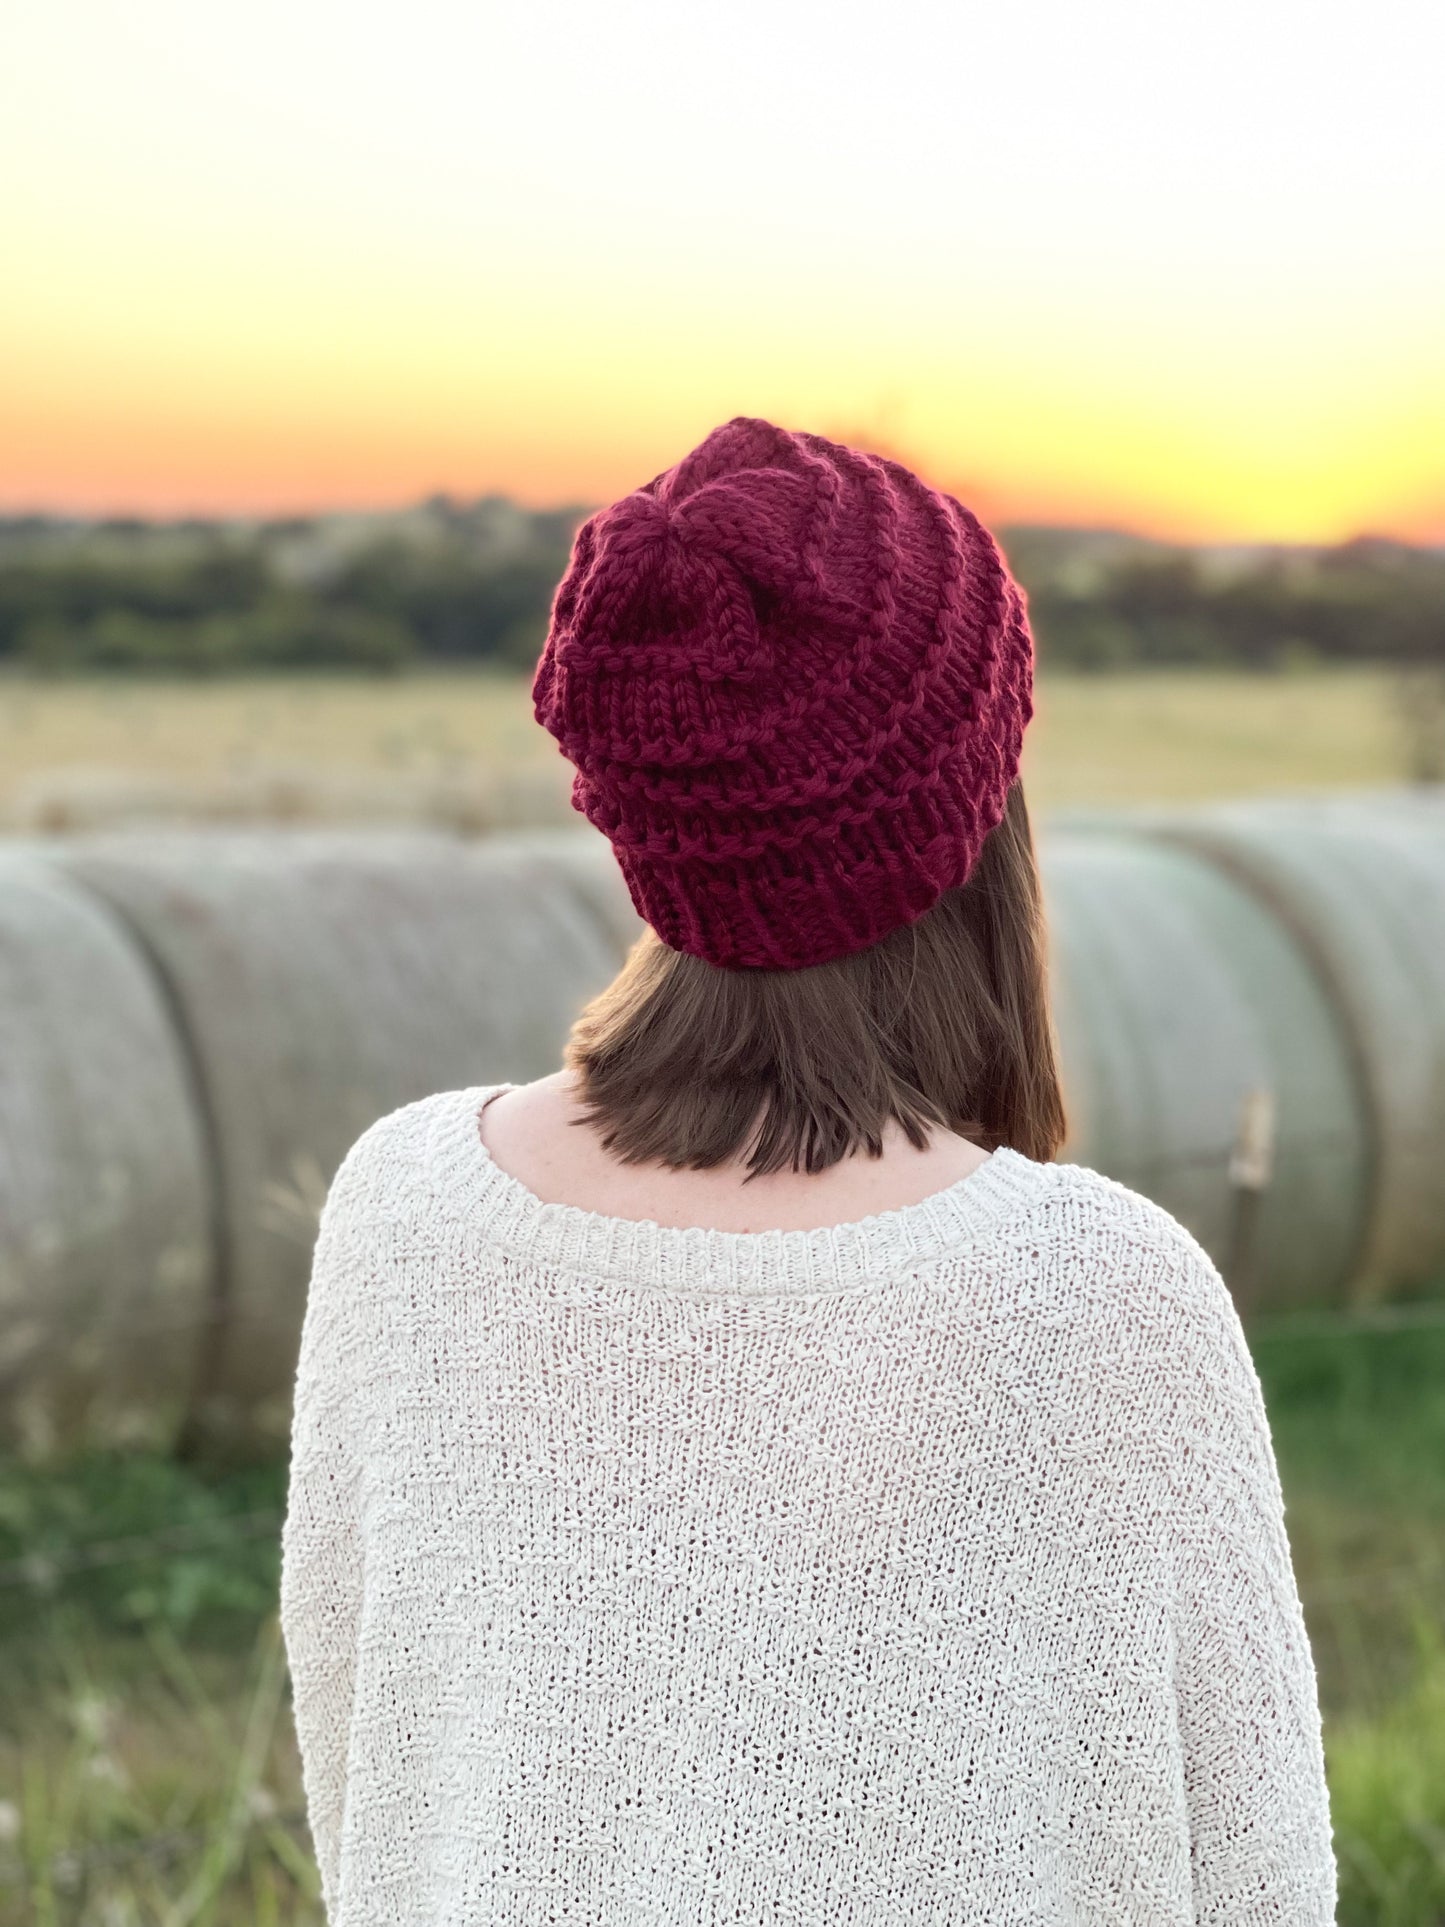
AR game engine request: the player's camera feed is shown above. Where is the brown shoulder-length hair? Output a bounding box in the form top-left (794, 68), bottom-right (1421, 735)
top-left (563, 782), bottom-right (1066, 1175)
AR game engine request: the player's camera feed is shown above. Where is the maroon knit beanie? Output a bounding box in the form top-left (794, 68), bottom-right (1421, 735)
top-left (533, 416), bottom-right (1034, 970)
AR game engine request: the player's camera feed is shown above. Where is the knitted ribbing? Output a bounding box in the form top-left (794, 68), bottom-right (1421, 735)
top-left (531, 417), bottom-right (1034, 969)
top-left (280, 1084), bottom-right (1337, 1927)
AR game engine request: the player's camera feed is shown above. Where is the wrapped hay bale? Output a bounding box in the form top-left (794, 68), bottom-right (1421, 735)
top-left (49, 828), bottom-right (627, 1448)
top-left (4, 794), bottom-right (1439, 1454)
top-left (1144, 797), bottom-right (1445, 1299)
top-left (0, 853), bottom-right (212, 1454)
top-left (496, 825), bottom-right (646, 959)
top-left (1042, 830), bottom-right (1368, 1313)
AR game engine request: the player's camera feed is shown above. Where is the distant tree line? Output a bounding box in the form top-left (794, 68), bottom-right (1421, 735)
top-left (1009, 532), bottom-right (1445, 672)
top-left (0, 497), bottom-right (584, 675)
top-left (0, 502), bottom-right (1440, 675)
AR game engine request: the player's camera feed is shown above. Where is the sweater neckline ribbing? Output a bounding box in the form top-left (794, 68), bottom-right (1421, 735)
top-left (427, 1081), bottom-right (1053, 1299)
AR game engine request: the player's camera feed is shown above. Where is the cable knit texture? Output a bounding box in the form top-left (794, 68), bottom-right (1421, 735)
top-left (280, 1084), bottom-right (1337, 1926)
top-left (531, 417), bottom-right (1034, 968)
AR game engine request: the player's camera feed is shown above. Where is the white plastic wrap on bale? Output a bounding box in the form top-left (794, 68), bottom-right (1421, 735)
top-left (0, 854), bottom-right (212, 1454)
top-left (1042, 831), bottom-right (1368, 1312)
top-left (497, 826), bottom-right (646, 960)
top-left (1147, 798), bottom-right (1445, 1298)
top-left (4, 794), bottom-right (1441, 1461)
top-left (50, 829), bottom-right (626, 1448)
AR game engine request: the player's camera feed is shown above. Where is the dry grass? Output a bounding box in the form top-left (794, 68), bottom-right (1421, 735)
top-left (1024, 665), bottom-right (1414, 810)
top-left (0, 664), bottom-right (1423, 834)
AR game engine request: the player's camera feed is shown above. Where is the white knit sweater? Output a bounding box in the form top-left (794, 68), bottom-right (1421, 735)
top-left (279, 1082), bottom-right (1337, 1926)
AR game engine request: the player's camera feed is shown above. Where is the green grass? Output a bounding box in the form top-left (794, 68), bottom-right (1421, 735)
top-left (2, 1317), bottom-right (1442, 1923)
top-left (1249, 1317), bottom-right (1445, 1922)
top-left (0, 1457), bottom-right (299, 1926)
top-left (1325, 1622), bottom-right (1445, 1927)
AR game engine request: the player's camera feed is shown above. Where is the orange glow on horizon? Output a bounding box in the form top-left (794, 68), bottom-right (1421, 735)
top-left (6, 334), bottom-right (1442, 544)
top-left (3, 0), bottom-right (1441, 546)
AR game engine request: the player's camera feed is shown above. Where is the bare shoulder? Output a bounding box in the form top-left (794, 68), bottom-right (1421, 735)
top-left (480, 1070), bottom-right (577, 1131)
top-left (475, 1070), bottom-right (590, 1173)
top-left (475, 1070), bottom-right (998, 1232)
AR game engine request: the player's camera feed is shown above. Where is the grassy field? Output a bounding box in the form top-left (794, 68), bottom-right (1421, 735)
top-left (1, 660), bottom-right (1440, 1920)
top-left (0, 664), bottom-right (1426, 833)
top-left (2, 1316), bottom-right (1443, 1925)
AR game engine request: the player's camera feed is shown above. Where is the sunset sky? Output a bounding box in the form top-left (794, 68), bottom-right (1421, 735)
top-left (4, 0), bottom-right (1443, 541)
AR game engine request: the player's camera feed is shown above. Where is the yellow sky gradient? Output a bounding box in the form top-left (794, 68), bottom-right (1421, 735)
top-left (3, 0), bottom-right (1442, 541)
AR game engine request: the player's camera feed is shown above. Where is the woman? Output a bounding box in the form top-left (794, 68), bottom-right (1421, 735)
top-left (280, 418), bottom-right (1336, 1924)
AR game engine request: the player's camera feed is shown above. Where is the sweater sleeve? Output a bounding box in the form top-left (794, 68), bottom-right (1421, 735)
top-left (1166, 1235), bottom-right (1337, 1925)
top-left (278, 1129), bottom-right (379, 1923)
